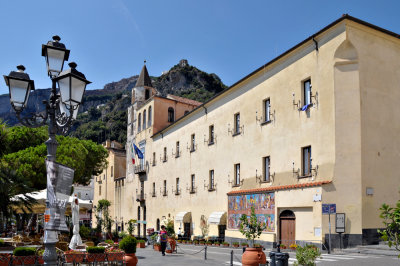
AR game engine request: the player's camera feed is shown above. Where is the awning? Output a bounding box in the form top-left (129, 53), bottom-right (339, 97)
top-left (175, 211), bottom-right (191, 223)
top-left (208, 212), bottom-right (227, 225)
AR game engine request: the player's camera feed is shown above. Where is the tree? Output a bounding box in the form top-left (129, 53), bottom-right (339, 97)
top-left (379, 201), bottom-right (400, 257)
top-left (96, 199), bottom-right (113, 238)
top-left (239, 206), bottom-right (266, 247)
top-left (0, 123), bottom-right (108, 189)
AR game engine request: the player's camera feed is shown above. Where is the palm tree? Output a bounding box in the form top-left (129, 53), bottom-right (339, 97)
top-left (0, 165), bottom-right (37, 233)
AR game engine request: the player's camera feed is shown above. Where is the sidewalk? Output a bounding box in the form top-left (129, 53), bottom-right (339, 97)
top-left (333, 243), bottom-right (399, 257)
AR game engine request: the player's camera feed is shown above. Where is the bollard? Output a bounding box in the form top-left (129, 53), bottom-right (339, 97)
top-left (230, 250), bottom-right (233, 266)
top-left (269, 251), bottom-right (276, 266)
top-left (275, 252), bottom-right (289, 266)
top-left (204, 245), bottom-right (207, 260)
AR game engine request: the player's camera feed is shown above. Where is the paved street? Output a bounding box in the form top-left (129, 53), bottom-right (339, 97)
top-left (134, 244), bottom-right (400, 266)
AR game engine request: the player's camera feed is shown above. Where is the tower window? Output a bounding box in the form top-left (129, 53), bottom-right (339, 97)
top-left (148, 106), bottom-right (152, 126)
top-left (143, 110), bottom-right (147, 130)
top-left (138, 113), bottom-right (142, 132)
top-left (168, 107), bottom-right (175, 122)
top-left (145, 89), bottom-right (150, 100)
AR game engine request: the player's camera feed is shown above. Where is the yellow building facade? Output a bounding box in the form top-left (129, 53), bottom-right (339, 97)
top-left (122, 15), bottom-right (400, 248)
top-left (93, 140), bottom-right (126, 230)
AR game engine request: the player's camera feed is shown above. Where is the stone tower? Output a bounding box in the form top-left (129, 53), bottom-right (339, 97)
top-left (126, 63), bottom-right (155, 182)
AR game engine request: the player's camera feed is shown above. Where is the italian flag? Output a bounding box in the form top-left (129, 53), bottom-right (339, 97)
top-left (131, 142), bottom-right (135, 164)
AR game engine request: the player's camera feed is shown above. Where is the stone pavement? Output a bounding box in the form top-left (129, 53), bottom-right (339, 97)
top-left (335, 243), bottom-right (399, 257)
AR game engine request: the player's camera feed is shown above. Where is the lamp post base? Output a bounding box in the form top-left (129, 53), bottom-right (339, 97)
top-left (43, 230), bottom-right (58, 265)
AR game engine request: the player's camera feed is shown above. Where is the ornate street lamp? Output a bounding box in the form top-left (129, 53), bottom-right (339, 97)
top-left (4, 36), bottom-right (90, 265)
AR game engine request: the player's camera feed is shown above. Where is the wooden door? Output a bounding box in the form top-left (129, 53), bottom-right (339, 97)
top-left (280, 218), bottom-right (295, 246)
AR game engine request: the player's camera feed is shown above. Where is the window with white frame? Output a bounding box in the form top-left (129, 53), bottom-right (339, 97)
top-left (303, 79), bottom-right (311, 106)
top-left (234, 113), bottom-right (240, 134)
top-left (302, 146), bottom-right (311, 176)
top-left (209, 170), bottom-right (215, 190)
top-left (263, 156), bottom-right (270, 182)
top-left (263, 98), bottom-right (271, 122)
top-left (234, 163), bottom-right (240, 186)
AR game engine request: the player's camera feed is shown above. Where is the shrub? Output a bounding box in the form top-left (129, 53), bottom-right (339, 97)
top-left (233, 242), bottom-right (239, 245)
top-left (294, 244), bottom-right (321, 266)
top-left (206, 241), bottom-right (212, 244)
top-left (253, 243), bottom-right (261, 248)
top-left (13, 247), bottom-right (36, 256)
top-left (79, 225), bottom-right (90, 239)
top-left (86, 246), bottom-right (105, 254)
top-left (241, 242), bottom-right (248, 246)
top-left (137, 240), bottom-right (146, 243)
top-left (119, 231), bottom-right (128, 239)
top-left (105, 239), bottom-right (114, 245)
top-left (223, 242), bottom-right (229, 245)
top-left (119, 236), bottom-right (137, 254)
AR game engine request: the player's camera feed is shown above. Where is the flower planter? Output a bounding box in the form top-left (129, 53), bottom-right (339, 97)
top-left (86, 253), bottom-right (106, 262)
top-left (167, 237), bottom-right (176, 252)
top-left (136, 242), bottom-right (145, 248)
top-left (154, 245), bottom-right (161, 251)
top-left (233, 244), bottom-right (239, 248)
top-left (124, 253), bottom-right (138, 266)
top-left (242, 247), bottom-right (266, 266)
top-left (12, 255), bottom-right (36, 265)
top-left (37, 256), bottom-right (44, 264)
top-left (0, 254), bottom-right (11, 266)
top-left (214, 244), bottom-right (220, 246)
top-left (166, 249), bottom-right (173, 254)
top-left (223, 244), bottom-right (230, 247)
top-left (107, 252), bottom-right (124, 261)
top-left (64, 252), bottom-right (85, 263)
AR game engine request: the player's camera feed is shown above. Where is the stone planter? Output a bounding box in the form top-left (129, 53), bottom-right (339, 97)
top-left (64, 252), bottom-right (85, 263)
top-left (86, 253), bottom-right (106, 262)
top-left (107, 252), bottom-right (124, 261)
top-left (124, 253), bottom-right (138, 266)
top-left (242, 247), bottom-right (266, 266)
top-left (12, 255), bottom-right (36, 265)
top-left (0, 254), bottom-right (11, 266)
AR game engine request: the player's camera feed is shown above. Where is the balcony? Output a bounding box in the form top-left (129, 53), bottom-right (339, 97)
top-left (134, 164), bottom-right (146, 174)
top-left (136, 192), bottom-right (145, 202)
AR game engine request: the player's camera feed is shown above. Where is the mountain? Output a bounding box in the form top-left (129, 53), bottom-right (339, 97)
top-left (0, 60), bottom-right (227, 145)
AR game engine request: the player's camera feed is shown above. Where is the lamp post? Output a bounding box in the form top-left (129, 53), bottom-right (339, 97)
top-left (3, 35), bottom-right (90, 265)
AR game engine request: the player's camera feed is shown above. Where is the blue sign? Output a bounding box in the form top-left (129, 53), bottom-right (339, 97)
top-left (322, 204), bottom-right (336, 214)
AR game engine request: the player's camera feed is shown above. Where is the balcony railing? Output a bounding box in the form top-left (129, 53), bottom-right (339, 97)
top-left (134, 164), bottom-right (146, 174)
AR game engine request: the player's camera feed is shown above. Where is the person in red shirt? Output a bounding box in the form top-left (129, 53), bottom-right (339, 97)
top-left (159, 225), bottom-right (168, 256)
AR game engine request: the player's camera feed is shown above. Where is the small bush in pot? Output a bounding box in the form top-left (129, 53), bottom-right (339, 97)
top-left (119, 236), bottom-right (137, 254)
top-left (136, 239), bottom-right (146, 248)
top-left (86, 246), bottom-right (106, 262)
top-left (13, 247), bottom-right (36, 265)
top-left (241, 242), bottom-right (248, 247)
top-left (223, 242), bottom-right (229, 247)
top-left (294, 244), bottom-right (321, 266)
top-left (232, 242), bottom-right (239, 247)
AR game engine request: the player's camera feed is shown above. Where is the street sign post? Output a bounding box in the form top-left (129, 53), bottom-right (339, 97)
top-left (322, 204), bottom-right (336, 254)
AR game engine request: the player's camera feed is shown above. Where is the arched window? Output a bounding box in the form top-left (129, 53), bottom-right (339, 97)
top-left (148, 106), bottom-right (152, 126)
top-left (143, 110), bottom-right (147, 130)
top-left (168, 107), bottom-right (175, 122)
top-left (138, 113), bottom-right (142, 132)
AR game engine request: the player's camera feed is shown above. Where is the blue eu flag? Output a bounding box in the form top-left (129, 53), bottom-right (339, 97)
top-left (133, 143), bottom-right (144, 159)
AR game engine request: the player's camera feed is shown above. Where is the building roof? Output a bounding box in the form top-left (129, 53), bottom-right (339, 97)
top-left (152, 15), bottom-right (400, 139)
top-left (166, 94), bottom-right (202, 106)
top-left (136, 64), bottom-right (153, 88)
top-left (227, 181), bottom-right (332, 195)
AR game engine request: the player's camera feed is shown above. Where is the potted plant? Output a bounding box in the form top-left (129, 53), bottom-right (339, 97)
top-left (199, 240), bottom-right (205, 245)
top-left (106, 246), bottom-right (125, 262)
top-left (280, 244), bottom-right (287, 249)
top-left (164, 218), bottom-right (176, 252)
top-left (239, 206), bottom-right (267, 266)
top-left (119, 235), bottom-right (137, 266)
top-left (86, 246), bottom-right (106, 262)
top-left (223, 242), bottom-right (230, 247)
top-left (127, 219), bottom-right (136, 236)
top-left (241, 242), bottom-right (249, 247)
top-left (64, 250), bottom-right (86, 263)
top-left (294, 244), bottom-right (321, 266)
top-left (194, 240), bottom-right (199, 245)
top-left (36, 249), bottom-right (44, 264)
top-left (232, 242), bottom-right (240, 248)
top-left (253, 243), bottom-right (262, 248)
top-left (214, 241), bottom-right (220, 246)
top-left (136, 239), bottom-right (146, 248)
top-left (290, 243), bottom-right (298, 250)
top-left (153, 243), bottom-right (161, 251)
top-left (12, 247), bottom-right (36, 265)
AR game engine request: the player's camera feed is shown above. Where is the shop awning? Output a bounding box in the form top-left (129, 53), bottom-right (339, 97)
top-left (208, 211), bottom-right (226, 225)
top-left (175, 211), bottom-right (191, 223)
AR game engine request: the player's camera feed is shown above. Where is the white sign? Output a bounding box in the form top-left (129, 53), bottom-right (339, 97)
top-left (335, 213), bottom-right (345, 233)
top-left (314, 227), bottom-right (321, 237)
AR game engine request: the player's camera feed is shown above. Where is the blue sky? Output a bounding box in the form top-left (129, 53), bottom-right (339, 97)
top-left (0, 0), bottom-right (399, 95)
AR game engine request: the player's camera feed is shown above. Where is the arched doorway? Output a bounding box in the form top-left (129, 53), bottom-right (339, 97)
top-left (156, 219), bottom-right (160, 231)
top-left (279, 210), bottom-right (295, 247)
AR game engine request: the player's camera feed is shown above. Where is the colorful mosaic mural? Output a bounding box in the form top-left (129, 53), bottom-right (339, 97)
top-left (228, 192), bottom-right (275, 232)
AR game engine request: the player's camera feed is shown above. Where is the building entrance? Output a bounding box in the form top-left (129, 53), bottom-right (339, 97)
top-left (279, 210), bottom-right (295, 247)
top-left (184, 223), bottom-right (191, 240)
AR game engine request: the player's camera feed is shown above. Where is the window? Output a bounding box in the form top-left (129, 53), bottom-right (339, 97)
top-left (145, 89), bottom-right (150, 100)
top-left (163, 180), bottom-right (167, 196)
top-left (191, 134), bottom-right (196, 152)
top-left (209, 170), bottom-right (215, 190)
top-left (99, 185), bottom-right (101, 195)
top-left (176, 141), bottom-right (180, 157)
top-left (176, 178), bottom-right (180, 194)
top-left (190, 174), bottom-right (196, 193)
top-left (143, 110), bottom-right (147, 130)
top-left (138, 113), bottom-right (142, 132)
top-left (209, 125), bottom-right (214, 144)
top-left (168, 107), bottom-right (175, 122)
top-left (234, 163), bottom-right (240, 186)
top-left (111, 166), bottom-right (113, 177)
top-left (302, 146), bottom-right (312, 176)
top-left (163, 147), bottom-right (167, 162)
top-left (152, 182), bottom-right (156, 197)
top-left (122, 179), bottom-right (124, 186)
top-left (263, 156), bottom-right (270, 182)
top-left (148, 106), bottom-right (152, 126)
top-left (152, 152), bottom-right (156, 166)
top-left (303, 79), bottom-right (311, 106)
top-left (184, 110), bottom-right (189, 115)
top-left (263, 99), bottom-right (271, 122)
top-left (234, 113), bottom-right (241, 134)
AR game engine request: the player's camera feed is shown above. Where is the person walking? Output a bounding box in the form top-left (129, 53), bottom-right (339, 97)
top-left (159, 225), bottom-right (168, 256)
